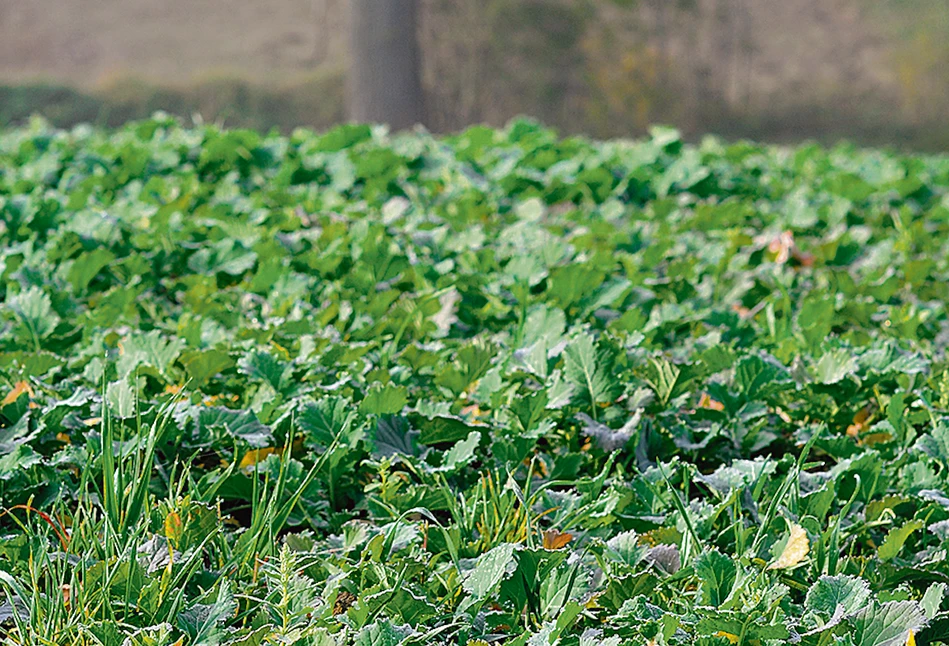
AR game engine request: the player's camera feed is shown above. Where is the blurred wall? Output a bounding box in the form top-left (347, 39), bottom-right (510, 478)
top-left (1, 0), bottom-right (947, 149)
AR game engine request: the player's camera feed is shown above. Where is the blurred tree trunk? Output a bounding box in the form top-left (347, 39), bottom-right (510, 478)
top-left (348, 0), bottom-right (424, 129)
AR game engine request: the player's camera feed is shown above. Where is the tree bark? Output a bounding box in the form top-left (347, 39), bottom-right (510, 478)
top-left (348, 0), bottom-right (424, 129)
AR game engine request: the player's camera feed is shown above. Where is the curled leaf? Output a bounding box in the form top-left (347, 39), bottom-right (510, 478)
top-left (543, 529), bottom-right (573, 550)
top-left (768, 522), bottom-right (810, 570)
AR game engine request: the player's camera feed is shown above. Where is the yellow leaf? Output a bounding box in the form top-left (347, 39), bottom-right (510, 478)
top-left (83, 417), bottom-right (102, 427)
top-left (853, 405), bottom-right (871, 425)
top-left (238, 447), bottom-right (283, 471)
top-left (2, 381), bottom-right (33, 406)
top-left (164, 511), bottom-right (183, 546)
top-left (848, 405), bottom-right (873, 439)
top-left (908, 630), bottom-right (916, 646)
top-left (202, 394), bottom-right (221, 406)
top-left (460, 404), bottom-right (483, 418)
top-left (775, 406), bottom-right (792, 423)
top-left (271, 342), bottom-right (291, 360)
top-left (542, 529), bottom-right (573, 550)
top-left (766, 230), bottom-right (795, 265)
top-left (698, 392), bottom-right (725, 411)
top-left (714, 632), bottom-right (739, 644)
top-left (861, 432), bottom-right (894, 447)
top-left (768, 522), bottom-right (810, 570)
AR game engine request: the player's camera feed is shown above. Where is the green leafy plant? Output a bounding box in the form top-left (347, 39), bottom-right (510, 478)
top-left (0, 115), bottom-right (948, 644)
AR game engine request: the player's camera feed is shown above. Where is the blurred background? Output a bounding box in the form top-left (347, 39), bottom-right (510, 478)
top-left (1, 0), bottom-right (947, 149)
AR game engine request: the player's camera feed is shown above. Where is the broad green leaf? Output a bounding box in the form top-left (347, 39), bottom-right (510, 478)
top-left (695, 610), bottom-right (790, 640)
top-left (0, 445), bottom-right (42, 480)
top-left (179, 349), bottom-right (235, 387)
top-left (645, 357), bottom-right (682, 406)
top-left (816, 348), bottom-right (859, 385)
top-left (436, 430), bottom-right (481, 472)
top-left (177, 582), bottom-right (236, 646)
top-left (859, 343), bottom-right (929, 377)
top-left (548, 263), bottom-right (606, 310)
top-left (360, 383), bottom-right (409, 416)
top-left (238, 351), bottom-right (292, 393)
top-left (370, 416), bottom-right (421, 458)
top-left (697, 459), bottom-right (776, 494)
top-left (434, 340), bottom-right (497, 398)
top-left (68, 248), bottom-right (115, 292)
top-left (187, 239), bottom-right (257, 276)
top-left (0, 351), bottom-right (64, 378)
top-left (106, 379), bottom-right (136, 419)
top-left (521, 305), bottom-right (566, 350)
top-left (914, 423), bottom-right (949, 465)
top-left (806, 575), bottom-right (872, 618)
top-left (878, 520), bottom-right (924, 561)
top-left (604, 530), bottom-right (648, 569)
top-left (693, 549), bottom-right (737, 607)
top-left (118, 330), bottom-right (185, 380)
top-left (463, 543), bottom-right (517, 598)
top-left (298, 397), bottom-right (361, 447)
top-left (416, 414), bottom-right (479, 445)
top-left (198, 407), bottom-right (272, 448)
top-left (580, 631), bottom-right (622, 646)
top-left (0, 414), bottom-right (38, 454)
top-left (733, 354), bottom-right (792, 401)
top-left (514, 340), bottom-right (550, 379)
top-left (656, 148), bottom-right (710, 197)
top-left (353, 619), bottom-right (412, 646)
top-left (850, 601), bottom-right (928, 646)
top-left (564, 332), bottom-right (615, 414)
top-left (10, 286), bottom-right (59, 343)
top-left (317, 123), bottom-right (372, 152)
top-left (921, 583), bottom-right (946, 620)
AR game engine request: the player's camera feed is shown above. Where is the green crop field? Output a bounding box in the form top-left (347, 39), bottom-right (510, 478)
top-left (1, 115), bottom-right (948, 645)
